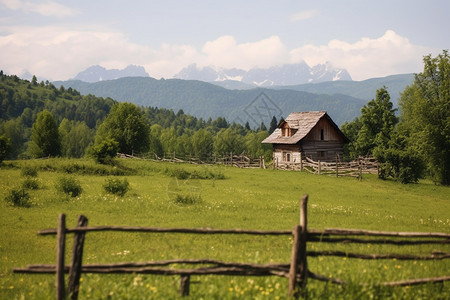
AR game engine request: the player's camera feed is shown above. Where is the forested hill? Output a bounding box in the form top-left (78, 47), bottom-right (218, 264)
top-left (0, 72), bottom-right (273, 159)
top-left (0, 73), bottom-right (115, 128)
top-left (54, 77), bottom-right (366, 126)
top-left (273, 74), bottom-right (414, 102)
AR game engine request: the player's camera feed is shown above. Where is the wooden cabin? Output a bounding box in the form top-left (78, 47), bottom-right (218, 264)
top-left (262, 111), bottom-right (349, 163)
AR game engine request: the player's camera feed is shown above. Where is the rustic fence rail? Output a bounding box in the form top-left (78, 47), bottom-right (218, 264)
top-left (275, 156), bottom-right (378, 180)
top-left (118, 152), bottom-right (266, 169)
top-left (13, 195), bottom-right (450, 299)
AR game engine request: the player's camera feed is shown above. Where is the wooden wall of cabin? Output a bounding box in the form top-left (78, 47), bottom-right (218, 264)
top-left (273, 144), bottom-right (302, 163)
top-left (301, 141), bottom-right (345, 161)
top-left (303, 118), bottom-right (345, 142)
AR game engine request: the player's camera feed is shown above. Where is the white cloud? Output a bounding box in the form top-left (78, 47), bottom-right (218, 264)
top-left (0, 25), bottom-right (435, 81)
top-left (289, 10), bottom-right (319, 22)
top-left (200, 35), bottom-right (288, 70)
top-left (1, 0), bottom-right (76, 17)
top-left (290, 30), bottom-right (434, 80)
top-left (0, 25), bottom-right (200, 80)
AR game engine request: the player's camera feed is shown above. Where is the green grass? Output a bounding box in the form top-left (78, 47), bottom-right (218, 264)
top-left (0, 158), bottom-right (449, 299)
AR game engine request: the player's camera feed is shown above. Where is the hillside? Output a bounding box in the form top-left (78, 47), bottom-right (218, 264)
top-left (54, 77), bottom-right (366, 126)
top-left (274, 74), bottom-right (414, 103)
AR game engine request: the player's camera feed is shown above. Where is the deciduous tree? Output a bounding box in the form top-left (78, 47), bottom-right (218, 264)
top-left (96, 102), bottom-right (149, 155)
top-left (29, 110), bottom-right (60, 157)
top-left (399, 50), bottom-right (450, 185)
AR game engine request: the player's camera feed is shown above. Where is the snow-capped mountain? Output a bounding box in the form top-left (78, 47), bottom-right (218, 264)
top-left (73, 65), bottom-right (149, 82)
top-left (174, 62), bottom-right (352, 86)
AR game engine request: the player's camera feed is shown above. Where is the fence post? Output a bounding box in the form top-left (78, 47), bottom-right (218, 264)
top-left (56, 214), bottom-right (66, 300)
top-left (358, 158), bottom-right (362, 181)
top-left (180, 274), bottom-right (190, 296)
top-left (68, 215), bottom-right (88, 300)
top-left (288, 194), bottom-right (308, 298)
top-left (336, 157), bottom-right (339, 178)
top-left (299, 194), bottom-right (308, 290)
top-left (300, 153), bottom-right (303, 171)
top-left (318, 160), bottom-right (321, 175)
top-left (288, 225), bottom-right (301, 297)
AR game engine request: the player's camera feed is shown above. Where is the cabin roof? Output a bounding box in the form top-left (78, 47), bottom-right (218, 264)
top-left (261, 111), bottom-right (347, 144)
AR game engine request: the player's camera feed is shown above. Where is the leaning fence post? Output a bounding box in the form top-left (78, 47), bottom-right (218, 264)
top-left (68, 215), bottom-right (88, 300)
top-left (180, 274), bottom-right (190, 296)
top-left (288, 194), bottom-right (309, 298)
top-left (299, 195), bottom-right (308, 289)
top-left (288, 225), bottom-right (301, 297)
top-left (56, 214), bottom-right (66, 300)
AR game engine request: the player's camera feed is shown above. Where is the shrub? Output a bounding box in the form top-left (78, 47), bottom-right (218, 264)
top-left (21, 165), bottom-right (38, 177)
top-left (92, 138), bottom-right (119, 164)
top-left (170, 168), bottom-right (190, 179)
top-left (174, 194), bottom-right (201, 205)
top-left (56, 176), bottom-right (82, 197)
top-left (22, 177), bottom-right (40, 190)
top-left (103, 177), bottom-right (129, 196)
top-left (5, 187), bottom-right (31, 207)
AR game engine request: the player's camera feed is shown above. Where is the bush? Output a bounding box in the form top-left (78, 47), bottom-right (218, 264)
top-left (5, 187), bottom-right (31, 207)
top-left (56, 176), bottom-right (82, 197)
top-left (174, 194), bottom-right (201, 205)
top-left (103, 177), bottom-right (129, 196)
top-left (92, 138), bottom-right (119, 164)
top-left (21, 165), bottom-right (38, 177)
top-left (22, 177), bottom-right (40, 190)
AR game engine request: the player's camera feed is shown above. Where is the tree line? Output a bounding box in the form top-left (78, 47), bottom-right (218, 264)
top-left (341, 51), bottom-right (449, 185)
top-left (0, 72), bottom-right (274, 164)
top-left (1, 51), bottom-right (448, 185)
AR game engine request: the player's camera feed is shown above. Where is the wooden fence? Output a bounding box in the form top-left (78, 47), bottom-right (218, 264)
top-left (275, 156), bottom-right (378, 180)
top-left (13, 195), bottom-right (450, 299)
top-left (118, 152), bottom-right (266, 169)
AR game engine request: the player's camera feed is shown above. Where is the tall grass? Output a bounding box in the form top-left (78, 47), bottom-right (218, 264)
top-left (0, 158), bottom-right (448, 299)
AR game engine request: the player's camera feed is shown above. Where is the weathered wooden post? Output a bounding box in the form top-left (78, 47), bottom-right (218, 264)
top-left (336, 157), bottom-right (339, 178)
top-left (298, 195), bottom-right (308, 289)
top-left (300, 153), bottom-right (303, 171)
top-left (56, 214), bottom-right (66, 300)
top-left (180, 274), bottom-right (190, 296)
top-left (288, 194), bottom-right (308, 298)
top-left (288, 225), bottom-right (301, 297)
top-left (358, 158), bottom-right (362, 181)
top-left (318, 160), bottom-right (321, 175)
top-left (68, 215), bottom-right (88, 300)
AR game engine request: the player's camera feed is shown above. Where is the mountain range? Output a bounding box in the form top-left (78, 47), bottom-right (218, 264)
top-left (73, 65), bottom-right (149, 82)
top-left (174, 62), bottom-right (352, 86)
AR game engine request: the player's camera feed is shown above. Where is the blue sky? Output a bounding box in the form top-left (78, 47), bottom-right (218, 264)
top-left (0, 0), bottom-right (448, 81)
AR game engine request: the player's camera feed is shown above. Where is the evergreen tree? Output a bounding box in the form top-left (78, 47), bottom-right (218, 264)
top-left (259, 122), bottom-right (267, 132)
top-left (269, 116), bottom-right (278, 133)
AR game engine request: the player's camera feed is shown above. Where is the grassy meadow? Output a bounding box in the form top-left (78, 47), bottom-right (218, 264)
top-left (0, 158), bottom-right (449, 299)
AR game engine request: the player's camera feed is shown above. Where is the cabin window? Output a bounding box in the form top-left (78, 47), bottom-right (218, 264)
top-left (283, 152), bottom-right (291, 162)
top-left (320, 129), bottom-right (324, 140)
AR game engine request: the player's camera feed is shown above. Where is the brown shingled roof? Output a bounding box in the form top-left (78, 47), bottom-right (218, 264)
top-left (262, 111), bottom-right (346, 144)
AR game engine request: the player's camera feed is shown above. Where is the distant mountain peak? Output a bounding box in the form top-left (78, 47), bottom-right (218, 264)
top-left (74, 65), bottom-right (149, 83)
top-left (174, 62), bottom-right (351, 86)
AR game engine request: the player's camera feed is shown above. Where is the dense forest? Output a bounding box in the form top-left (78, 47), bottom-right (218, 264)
top-left (0, 71), bottom-right (272, 162)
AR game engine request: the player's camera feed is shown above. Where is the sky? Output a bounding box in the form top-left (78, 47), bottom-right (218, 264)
top-left (0, 0), bottom-right (448, 81)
